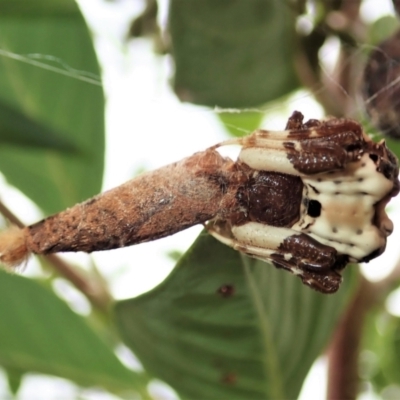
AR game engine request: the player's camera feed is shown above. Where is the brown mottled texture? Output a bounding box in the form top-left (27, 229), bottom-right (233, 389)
top-left (26, 149), bottom-right (246, 255)
top-left (285, 110), bottom-right (321, 130)
top-left (368, 139), bottom-right (400, 183)
top-left (271, 234), bottom-right (348, 294)
top-left (286, 116), bottom-right (366, 174)
top-left (234, 166), bottom-right (303, 227)
top-left (362, 29), bottom-right (400, 138)
top-left (274, 233), bottom-right (343, 271)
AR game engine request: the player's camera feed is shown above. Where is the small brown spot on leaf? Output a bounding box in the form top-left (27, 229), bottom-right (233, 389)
top-left (217, 284), bottom-right (235, 298)
top-left (221, 372), bottom-right (237, 385)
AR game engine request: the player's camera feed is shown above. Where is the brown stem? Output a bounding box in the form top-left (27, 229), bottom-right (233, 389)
top-left (340, 0), bottom-right (362, 21)
top-left (0, 201), bottom-right (24, 228)
top-left (327, 276), bottom-right (377, 400)
top-left (327, 260), bottom-right (400, 400)
top-left (0, 200), bottom-right (112, 312)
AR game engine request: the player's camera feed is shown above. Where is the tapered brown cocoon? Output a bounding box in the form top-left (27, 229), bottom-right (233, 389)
top-left (0, 149), bottom-right (245, 269)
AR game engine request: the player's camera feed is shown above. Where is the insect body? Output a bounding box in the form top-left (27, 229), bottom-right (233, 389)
top-left (209, 112), bottom-right (399, 293)
top-left (0, 112), bottom-right (398, 294)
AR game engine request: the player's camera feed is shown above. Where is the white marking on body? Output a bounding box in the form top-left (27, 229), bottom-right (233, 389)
top-left (292, 153), bottom-right (393, 260)
top-left (232, 223), bottom-right (293, 249)
top-left (239, 148), bottom-right (298, 175)
top-left (291, 267), bottom-right (304, 276)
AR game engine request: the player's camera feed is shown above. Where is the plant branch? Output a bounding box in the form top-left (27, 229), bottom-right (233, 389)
top-left (0, 200), bottom-right (112, 312)
top-left (327, 275), bottom-right (377, 400)
top-left (327, 259), bottom-right (400, 400)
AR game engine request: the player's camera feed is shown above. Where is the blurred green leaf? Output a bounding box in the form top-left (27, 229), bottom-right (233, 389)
top-left (5, 367), bottom-right (23, 395)
top-left (0, 270), bottom-right (146, 393)
top-left (0, 0), bottom-right (77, 16)
top-left (0, 0), bottom-right (105, 214)
top-left (0, 100), bottom-right (78, 152)
top-left (384, 138), bottom-right (400, 162)
top-left (368, 16), bottom-right (400, 46)
top-left (362, 309), bottom-right (400, 396)
top-left (218, 111), bottom-right (264, 137)
top-left (115, 232), bottom-right (356, 400)
top-left (169, 0), bottom-right (299, 108)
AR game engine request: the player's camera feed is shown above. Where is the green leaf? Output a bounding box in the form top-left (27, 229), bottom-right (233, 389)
top-left (368, 16), bottom-right (400, 46)
top-left (168, 0), bottom-right (300, 108)
top-left (5, 367), bottom-right (23, 395)
top-left (115, 233), bottom-right (356, 400)
top-left (218, 111), bottom-right (264, 137)
top-left (0, 100), bottom-right (78, 152)
top-left (0, 0), bottom-right (105, 214)
top-left (0, 0), bottom-right (77, 16)
top-left (0, 270), bottom-right (145, 393)
top-left (383, 138), bottom-right (400, 162)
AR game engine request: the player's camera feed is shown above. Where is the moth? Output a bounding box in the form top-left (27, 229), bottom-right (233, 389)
top-left (0, 111), bottom-right (398, 294)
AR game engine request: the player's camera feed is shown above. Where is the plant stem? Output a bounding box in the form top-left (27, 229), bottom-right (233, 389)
top-left (326, 260), bottom-right (400, 400)
top-left (0, 200), bottom-right (112, 312)
top-left (327, 276), bottom-right (376, 400)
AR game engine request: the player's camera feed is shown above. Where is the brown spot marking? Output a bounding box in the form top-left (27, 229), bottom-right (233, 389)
top-left (356, 229), bottom-right (363, 235)
top-left (217, 284), bottom-right (235, 298)
top-left (283, 141), bottom-right (295, 150)
top-left (332, 227), bottom-right (338, 233)
top-left (221, 373), bottom-right (237, 385)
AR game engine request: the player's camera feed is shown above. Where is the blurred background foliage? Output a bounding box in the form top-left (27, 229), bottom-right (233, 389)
top-left (0, 0), bottom-right (400, 399)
